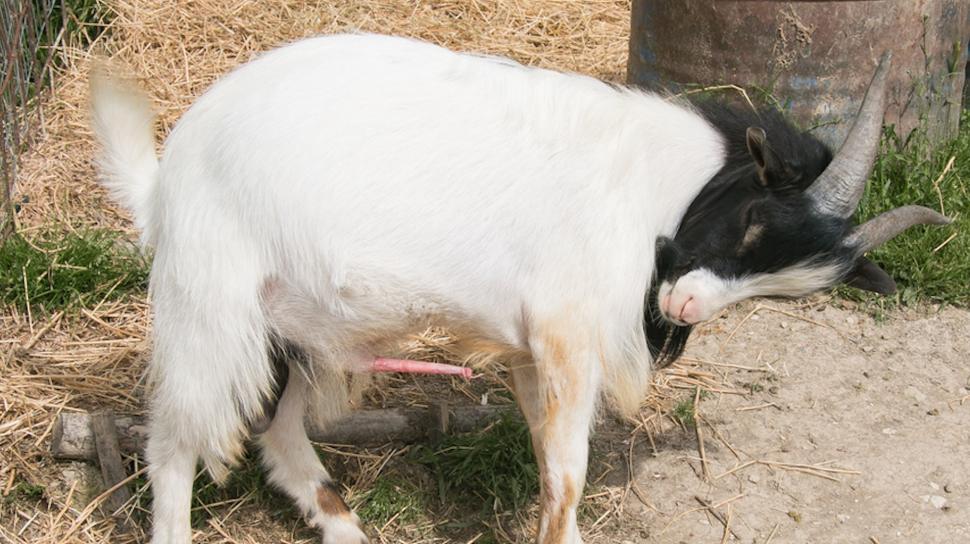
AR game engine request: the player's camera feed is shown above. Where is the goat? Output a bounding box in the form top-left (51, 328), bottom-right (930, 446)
top-left (91, 34), bottom-right (948, 544)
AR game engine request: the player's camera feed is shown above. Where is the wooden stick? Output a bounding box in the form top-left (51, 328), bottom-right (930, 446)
top-left (720, 503), bottom-right (733, 544)
top-left (90, 411), bottom-right (132, 528)
top-left (764, 523), bottom-right (779, 544)
top-left (932, 155), bottom-right (955, 217)
top-left (52, 405), bottom-right (515, 461)
top-left (19, 310), bottom-right (63, 352)
top-left (932, 231), bottom-right (957, 253)
top-left (713, 458), bottom-right (858, 482)
top-left (681, 357), bottom-right (771, 372)
top-left (694, 496), bottom-right (742, 541)
top-left (735, 402), bottom-right (780, 412)
top-left (693, 388), bottom-right (710, 482)
top-left (700, 415), bottom-right (742, 461)
top-left (714, 460), bottom-right (757, 481)
top-left (760, 460), bottom-right (860, 475)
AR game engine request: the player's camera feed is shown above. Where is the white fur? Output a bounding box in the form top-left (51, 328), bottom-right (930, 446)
top-left (92, 34), bottom-right (736, 543)
top-left (659, 262), bottom-right (845, 324)
top-left (90, 65), bottom-right (159, 240)
top-left (259, 369), bottom-right (367, 543)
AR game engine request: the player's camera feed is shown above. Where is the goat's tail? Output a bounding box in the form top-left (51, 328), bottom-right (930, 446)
top-left (90, 63), bottom-right (159, 242)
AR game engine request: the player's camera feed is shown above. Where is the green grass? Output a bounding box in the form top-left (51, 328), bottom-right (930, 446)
top-left (31, 0), bottom-right (109, 88)
top-left (0, 228), bottom-right (149, 312)
top-left (2, 481), bottom-right (45, 504)
top-left (355, 477), bottom-right (427, 525)
top-left (670, 398), bottom-right (696, 429)
top-left (850, 111), bottom-right (970, 306)
top-left (411, 414), bottom-right (538, 514)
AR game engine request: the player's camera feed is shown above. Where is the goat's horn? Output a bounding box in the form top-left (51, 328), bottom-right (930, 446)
top-left (846, 205), bottom-right (951, 253)
top-left (807, 52), bottom-right (892, 218)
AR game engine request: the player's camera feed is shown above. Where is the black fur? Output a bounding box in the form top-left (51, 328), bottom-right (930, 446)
top-left (248, 334), bottom-right (306, 433)
top-left (646, 101), bottom-right (860, 367)
top-left (645, 237), bottom-right (692, 367)
top-left (679, 102), bottom-right (856, 278)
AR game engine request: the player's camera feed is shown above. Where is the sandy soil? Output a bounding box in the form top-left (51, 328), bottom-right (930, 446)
top-left (612, 298), bottom-right (970, 544)
top-left (18, 297), bottom-right (969, 544)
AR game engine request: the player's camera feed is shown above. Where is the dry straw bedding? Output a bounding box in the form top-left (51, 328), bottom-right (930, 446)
top-left (0, 1), bottom-right (725, 542)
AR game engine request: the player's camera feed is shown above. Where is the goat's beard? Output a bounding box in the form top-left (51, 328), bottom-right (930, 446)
top-left (644, 283), bottom-right (693, 368)
top-left (645, 236), bottom-right (693, 368)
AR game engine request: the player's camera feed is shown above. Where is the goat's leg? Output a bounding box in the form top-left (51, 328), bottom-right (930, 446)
top-left (511, 331), bottom-right (601, 544)
top-left (258, 365), bottom-right (368, 544)
top-left (146, 425), bottom-right (196, 544)
top-left (147, 287), bottom-right (271, 543)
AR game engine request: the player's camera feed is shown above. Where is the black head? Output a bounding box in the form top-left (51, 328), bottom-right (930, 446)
top-left (646, 104), bottom-right (854, 365)
top-left (645, 53), bottom-right (951, 366)
top-left (673, 103), bottom-right (852, 282)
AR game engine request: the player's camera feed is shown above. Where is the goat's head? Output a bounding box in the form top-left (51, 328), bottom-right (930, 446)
top-left (648, 53), bottom-right (950, 363)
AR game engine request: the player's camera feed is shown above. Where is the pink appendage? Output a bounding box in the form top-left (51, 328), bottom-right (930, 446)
top-left (369, 357), bottom-right (473, 379)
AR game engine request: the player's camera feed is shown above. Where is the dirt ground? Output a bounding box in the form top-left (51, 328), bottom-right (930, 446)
top-left (609, 298), bottom-right (970, 544)
top-left (26, 298), bottom-right (967, 544)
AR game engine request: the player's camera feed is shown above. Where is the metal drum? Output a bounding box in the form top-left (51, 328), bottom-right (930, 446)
top-left (628, 0), bottom-right (969, 147)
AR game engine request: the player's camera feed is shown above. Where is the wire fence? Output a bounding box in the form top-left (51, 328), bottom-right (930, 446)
top-left (1, 1), bottom-right (102, 241)
top-left (2, 1), bottom-right (56, 239)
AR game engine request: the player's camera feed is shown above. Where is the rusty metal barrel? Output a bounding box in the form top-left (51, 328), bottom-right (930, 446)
top-left (628, 0), bottom-right (969, 148)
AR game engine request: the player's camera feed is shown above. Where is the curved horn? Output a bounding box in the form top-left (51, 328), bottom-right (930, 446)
top-left (807, 52), bottom-right (893, 218)
top-left (846, 205), bottom-right (951, 254)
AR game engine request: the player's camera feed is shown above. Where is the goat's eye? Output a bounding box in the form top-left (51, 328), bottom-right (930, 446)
top-left (737, 205), bottom-right (765, 254)
top-left (741, 204), bottom-right (756, 228)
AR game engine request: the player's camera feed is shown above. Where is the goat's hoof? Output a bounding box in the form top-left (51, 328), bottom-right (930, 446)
top-left (320, 516), bottom-right (369, 544)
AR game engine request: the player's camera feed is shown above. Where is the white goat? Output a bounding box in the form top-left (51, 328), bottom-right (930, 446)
top-left (91, 33), bottom-right (945, 544)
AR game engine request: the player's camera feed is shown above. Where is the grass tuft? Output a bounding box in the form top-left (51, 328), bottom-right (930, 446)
top-left (670, 399), bottom-right (696, 429)
top-left (411, 413), bottom-right (538, 513)
top-left (0, 228), bottom-right (149, 312)
top-left (3, 481), bottom-right (45, 504)
top-left (355, 477), bottom-right (427, 525)
top-left (851, 111), bottom-right (969, 306)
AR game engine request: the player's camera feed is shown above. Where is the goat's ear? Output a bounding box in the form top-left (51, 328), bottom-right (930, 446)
top-left (843, 256), bottom-right (897, 295)
top-left (745, 127), bottom-right (787, 188)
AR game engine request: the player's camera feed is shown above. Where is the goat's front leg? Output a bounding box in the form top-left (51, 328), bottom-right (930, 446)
top-left (511, 330), bottom-right (601, 544)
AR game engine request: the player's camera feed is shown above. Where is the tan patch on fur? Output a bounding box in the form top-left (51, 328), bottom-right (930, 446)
top-left (316, 482), bottom-right (352, 518)
top-left (400, 324), bottom-right (531, 373)
top-left (536, 331), bottom-right (581, 432)
top-left (539, 337), bottom-right (565, 428)
top-left (740, 223), bottom-right (765, 252)
top-left (541, 474), bottom-right (576, 543)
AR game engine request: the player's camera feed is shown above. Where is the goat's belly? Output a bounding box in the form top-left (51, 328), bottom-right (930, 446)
top-left (261, 273), bottom-right (529, 370)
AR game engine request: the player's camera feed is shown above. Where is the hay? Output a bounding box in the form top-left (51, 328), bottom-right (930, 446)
top-left (0, 2), bottom-right (736, 542)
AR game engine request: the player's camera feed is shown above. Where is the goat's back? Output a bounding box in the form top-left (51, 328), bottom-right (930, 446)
top-left (151, 33), bottom-right (723, 343)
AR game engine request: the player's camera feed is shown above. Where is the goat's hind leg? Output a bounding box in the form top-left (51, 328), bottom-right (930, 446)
top-left (147, 290), bottom-right (272, 543)
top-left (146, 426), bottom-right (196, 544)
top-left (257, 347), bottom-right (368, 544)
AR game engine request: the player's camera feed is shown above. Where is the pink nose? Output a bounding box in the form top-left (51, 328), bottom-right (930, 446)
top-left (661, 293), bottom-right (696, 324)
top-left (678, 296), bottom-right (696, 323)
